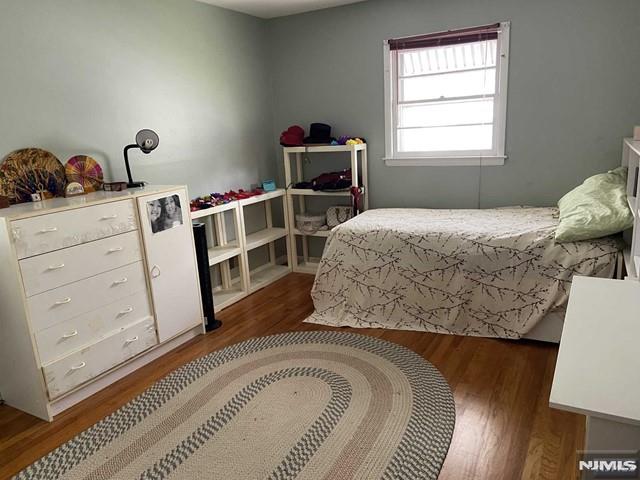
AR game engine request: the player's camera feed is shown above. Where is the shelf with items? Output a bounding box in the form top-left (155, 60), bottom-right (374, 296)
top-left (190, 188), bottom-right (293, 312)
top-left (237, 188), bottom-right (292, 292)
top-left (190, 201), bottom-right (238, 219)
top-left (238, 188), bottom-right (289, 206)
top-left (190, 200), bottom-right (250, 313)
top-left (287, 188), bottom-right (363, 197)
top-left (283, 144), bottom-right (367, 154)
top-left (283, 144), bottom-right (368, 275)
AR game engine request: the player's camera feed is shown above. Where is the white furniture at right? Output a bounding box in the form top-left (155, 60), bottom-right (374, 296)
top-left (622, 137), bottom-right (640, 279)
top-left (550, 276), bottom-right (640, 454)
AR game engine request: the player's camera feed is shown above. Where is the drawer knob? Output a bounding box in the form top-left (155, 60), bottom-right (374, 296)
top-left (54, 297), bottom-right (72, 306)
top-left (125, 336), bottom-right (139, 344)
top-left (39, 227), bottom-right (58, 233)
top-left (70, 362), bottom-right (86, 371)
top-left (113, 277), bottom-right (128, 285)
top-left (107, 246), bottom-right (124, 253)
top-left (118, 306), bottom-right (134, 316)
top-left (101, 214), bottom-right (118, 220)
top-left (47, 263), bottom-right (65, 271)
top-left (62, 330), bottom-right (79, 339)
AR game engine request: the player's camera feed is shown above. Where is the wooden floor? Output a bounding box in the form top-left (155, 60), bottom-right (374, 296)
top-left (0, 273), bottom-right (584, 480)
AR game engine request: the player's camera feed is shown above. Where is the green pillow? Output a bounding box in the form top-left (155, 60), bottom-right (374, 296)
top-left (555, 166), bottom-right (633, 242)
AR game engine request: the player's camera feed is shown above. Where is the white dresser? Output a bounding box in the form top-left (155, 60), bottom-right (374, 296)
top-left (0, 185), bottom-right (204, 421)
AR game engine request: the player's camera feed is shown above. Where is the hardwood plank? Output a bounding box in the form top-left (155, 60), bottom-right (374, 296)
top-left (0, 273), bottom-right (584, 480)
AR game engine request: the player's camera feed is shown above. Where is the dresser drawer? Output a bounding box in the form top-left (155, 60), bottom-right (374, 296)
top-left (27, 261), bottom-right (148, 332)
top-left (11, 199), bottom-right (138, 259)
top-left (20, 231), bottom-right (142, 297)
top-left (35, 292), bottom-right (152, 365)
top-left (43, 317), bottom-right (158, 399)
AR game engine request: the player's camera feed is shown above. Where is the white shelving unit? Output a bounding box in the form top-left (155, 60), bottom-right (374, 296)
top-left (191, 200), bottom-right (248, 311)
top-left (237, 189), bottom-right (292, 293)
top-left (245, 228), bottom-right (288, 250)
top-left (622, 137), bottom-right (640, 280)
top-left (190, 189), bottom-right (291, 311)
top-left (283, 144), bottom-right (368, 274)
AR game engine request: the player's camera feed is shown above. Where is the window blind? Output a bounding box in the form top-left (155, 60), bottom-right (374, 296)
top-left (388, 23), bottom-right (501, 51)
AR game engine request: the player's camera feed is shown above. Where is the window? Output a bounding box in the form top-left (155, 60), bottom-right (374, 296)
top-left (384, 22), bottom-right (510, 166)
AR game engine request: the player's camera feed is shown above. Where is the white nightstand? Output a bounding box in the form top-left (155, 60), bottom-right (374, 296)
top-left (550, 276), bottom-right (640, 457)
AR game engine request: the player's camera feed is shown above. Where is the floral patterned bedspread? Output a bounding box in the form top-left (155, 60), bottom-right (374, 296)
top-left (306, 208), bottom-right (622, 338)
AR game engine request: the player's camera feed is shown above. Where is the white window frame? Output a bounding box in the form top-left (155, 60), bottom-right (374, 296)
top-left (383, 21), bottom-right (510, 167)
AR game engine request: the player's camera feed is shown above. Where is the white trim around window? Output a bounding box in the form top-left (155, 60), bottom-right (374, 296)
top-left (383, 21), bottom-right (510, 167)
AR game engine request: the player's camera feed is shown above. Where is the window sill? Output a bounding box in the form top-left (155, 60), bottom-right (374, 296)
top-left (384, 156), bottom-right (506, 167)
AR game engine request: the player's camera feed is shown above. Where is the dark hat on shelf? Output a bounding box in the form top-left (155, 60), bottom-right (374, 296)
top-left (304, 123), bottom-right (335, 144)
top-left (280, 125), bottom-right (305, 147)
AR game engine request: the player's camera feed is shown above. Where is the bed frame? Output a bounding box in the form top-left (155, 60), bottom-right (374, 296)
top-left (522, 261), bottom-right (624, 344)
top-left (522, 308), bottom-right (566, 343)
top-left (528, 138), bottom-right (635, 343)
top-left (523, 249), bottom-right (624, 344)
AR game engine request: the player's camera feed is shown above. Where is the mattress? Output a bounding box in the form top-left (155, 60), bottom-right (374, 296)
top-left (306, 207), bottom-right (621, 338)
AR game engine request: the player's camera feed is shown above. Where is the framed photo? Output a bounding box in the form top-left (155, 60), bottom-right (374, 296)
top-left (147, 194), bottom-right (183, 234)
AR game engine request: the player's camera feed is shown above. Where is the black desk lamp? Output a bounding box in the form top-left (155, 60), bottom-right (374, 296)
top-left (123, 129), bottom-right (159, 188)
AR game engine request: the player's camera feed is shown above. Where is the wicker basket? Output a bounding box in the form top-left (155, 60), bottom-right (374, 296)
top-left (295, 213), bottom-right (326, 234)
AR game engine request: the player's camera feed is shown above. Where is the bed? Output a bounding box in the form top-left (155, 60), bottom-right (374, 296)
top-left (305, 207), bottom-right (622, 342)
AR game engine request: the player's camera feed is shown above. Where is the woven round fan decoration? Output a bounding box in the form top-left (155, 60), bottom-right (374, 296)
top-left (65, 155), bottom-right (103, 192)
top-left (0, 148), bottom-right (67, 204)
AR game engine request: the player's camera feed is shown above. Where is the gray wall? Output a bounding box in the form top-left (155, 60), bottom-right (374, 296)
top-left (0, 0), bottom-right (273, 198)
top-left (3, 0), bottom-right (639, 209)
top-left (268, 0), bottom-right (640, 208)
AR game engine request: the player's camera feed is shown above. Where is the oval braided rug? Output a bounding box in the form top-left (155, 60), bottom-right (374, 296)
top-left (15, 331), bottom-right (455, 480)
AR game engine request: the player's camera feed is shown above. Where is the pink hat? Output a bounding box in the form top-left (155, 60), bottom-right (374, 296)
top-left (280, 125), bottom-right (304, 146)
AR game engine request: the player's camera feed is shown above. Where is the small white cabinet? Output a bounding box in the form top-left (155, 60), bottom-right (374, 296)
top-left (0, 186), bottom-right (204, 421)
top-left (137, 189), bottom-right (202, 342)
top-left (550, 276), bottom-right (640, 465)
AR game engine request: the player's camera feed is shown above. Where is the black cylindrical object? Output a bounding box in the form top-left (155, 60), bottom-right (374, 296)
top-left (192, 223), bottom-right (221, 332)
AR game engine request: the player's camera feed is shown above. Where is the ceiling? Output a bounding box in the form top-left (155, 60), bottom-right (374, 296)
top-left (196, 0), bottom-right (367, 19)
